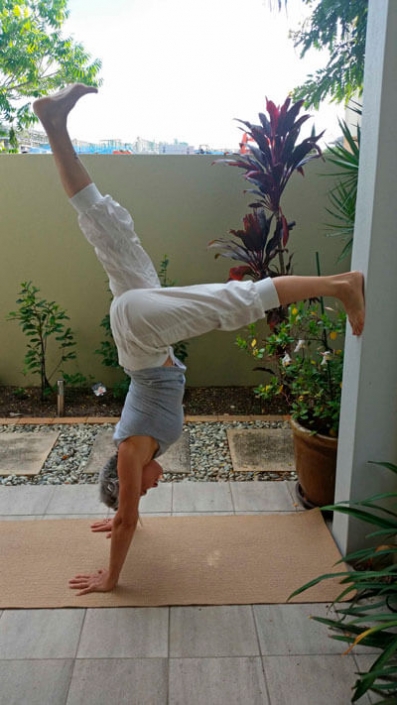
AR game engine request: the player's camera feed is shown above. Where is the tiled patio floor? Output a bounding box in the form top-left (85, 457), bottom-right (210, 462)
top-left (0, 480), bottom-right (377, 704)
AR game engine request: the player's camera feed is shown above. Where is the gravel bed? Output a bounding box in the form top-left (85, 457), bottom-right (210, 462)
top-left (0, 420), bottom-right (297, 486)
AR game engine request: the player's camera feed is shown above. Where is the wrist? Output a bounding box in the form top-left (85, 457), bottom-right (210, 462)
top-left (107, 572), bottom-right (119, 589)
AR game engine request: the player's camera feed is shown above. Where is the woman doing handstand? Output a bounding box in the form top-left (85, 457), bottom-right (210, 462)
top-left (33, 84), bottom-right (365, 595)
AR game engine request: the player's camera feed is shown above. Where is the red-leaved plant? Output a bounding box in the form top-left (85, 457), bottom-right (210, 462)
top-left (209, 97), bottom-right (324, 286)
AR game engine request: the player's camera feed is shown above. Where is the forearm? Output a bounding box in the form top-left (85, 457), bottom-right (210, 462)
top-left (107, 515), bottom-right (138, 587)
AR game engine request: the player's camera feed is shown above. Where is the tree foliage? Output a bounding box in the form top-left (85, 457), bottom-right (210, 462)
top-left (0, 0), bottom-right (101, 133)
top-left (7, 281), bottom-right (81, 399)
top-left (272, 0), bottom-right (368, 108)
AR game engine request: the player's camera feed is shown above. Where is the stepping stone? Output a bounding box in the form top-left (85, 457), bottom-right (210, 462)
top-left (227, 427), bottom-right (295, 473)
top-left (0, 431), bottom-right (60, 476)
top-left (162, 428), bottom-right (191, 474)
top-left (82, 428), bottom-right (115, 474)
top-left (83, 427), bottom-right (191, 474)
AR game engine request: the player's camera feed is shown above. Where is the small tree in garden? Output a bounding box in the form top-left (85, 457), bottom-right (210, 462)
top-left (7, 281), bottom-right (81, 399)
top-left (209, 96), bottom-right (323, 324)
top-left (0, 0), bottom-right (101, 146)
top-left (269, 0), bottom-right (368, 108)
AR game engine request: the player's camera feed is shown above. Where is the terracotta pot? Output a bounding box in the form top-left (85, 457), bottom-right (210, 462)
top-left (290, 417), bottom-right (338, 508)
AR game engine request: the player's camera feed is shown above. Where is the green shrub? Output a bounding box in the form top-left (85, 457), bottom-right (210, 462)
top-left (7, 281), bottom-right (86, 399)
top-left (290, 461), bottom-right (397, 703)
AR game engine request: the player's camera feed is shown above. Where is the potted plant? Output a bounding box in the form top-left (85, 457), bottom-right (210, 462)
top-left (290, 461), bottom-right (397, 702)
top-left (236, 298), bottom-right (346, 507)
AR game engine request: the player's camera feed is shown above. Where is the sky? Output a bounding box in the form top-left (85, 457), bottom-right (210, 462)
top-left (60, 0), bottom-right (345, 150)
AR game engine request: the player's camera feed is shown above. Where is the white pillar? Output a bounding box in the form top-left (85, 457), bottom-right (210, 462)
top-left (333, 0), bottom-right (397, 554)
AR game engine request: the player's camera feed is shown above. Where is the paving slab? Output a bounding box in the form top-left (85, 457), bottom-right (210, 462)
top-left (77, 607), bottom-right (169, 658)
top-left (161, 428), bottom-right (191, 474)
top-left (253, 604), bottom-right (344, 655)
top-left (0, 431), bottom-right (59, 476)
top-left (43, 484), bottom-right (105, 515)
top-left (0, 609), bottom-right (85, 659)
top-left (0, 485), bottom-right (55, 515)
top-left (172, 480), bottom-right (233, 513)
top-left (83, 427), bottom-right (190, 474)
top-left (230, 480), bottom-right (296, 512)
top-left (170, 606), bottom-right (259, 657)
top-left (0, 660), bottom-right (74, 705)
top-left (227, 427), bottom-right (294, 473)
top-left (262, 654), bottom-right (371, 705)
top-left (66, 658), bottom-right (168, 705)
top-left (169, 657), bottom-right (269, 705)
top-left (81, 428), bottom-right (115, 474)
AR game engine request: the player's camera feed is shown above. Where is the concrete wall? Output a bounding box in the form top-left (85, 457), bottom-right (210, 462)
top-left (0, 154), bottom-right (344, 388)
top-left (333, 0), bottom-right (397, 553)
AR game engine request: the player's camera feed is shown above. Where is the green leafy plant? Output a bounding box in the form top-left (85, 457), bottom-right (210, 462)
top-left (95, 312), bottom-right (130, 400)
top-left (270, 0), bottom-right (368, 108)
top-left (289, 461), bottom-right (397, 703)
top-left (12, 386), bottom-right (27, 399)
top-left (7, 281), bottom-right (81, 399)
top-left (237, 299), bottom-right (346, 436)
top-left (96, 256), bottom-right (189, 400)
top-left (0, 0), bottom-right (101, 144)
top-left (209, 97), bottom-right (323, 325)
top-left (157, 255), bottom-right (189, 363)
top-left (325, 113), bottom-right (360, 261)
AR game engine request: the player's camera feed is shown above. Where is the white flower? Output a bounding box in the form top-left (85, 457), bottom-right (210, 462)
top-left (320, 351), bottom-right (332, 366)
top-left (281, 353), bottom-right (292, 367)
top-left (294, 339), bottom-right (305, 353)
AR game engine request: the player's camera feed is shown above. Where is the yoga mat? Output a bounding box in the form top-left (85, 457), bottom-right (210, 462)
top-left (0, 511), bottom-right (347, 608)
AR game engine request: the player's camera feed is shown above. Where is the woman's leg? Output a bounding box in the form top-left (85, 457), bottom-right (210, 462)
top-left (33, 85), bottom-right (365, 340)
top-left (33, 84), bottom-right (162, 298)
top-left (33, 84), bottom-right (97, 197)
top-left (272, 272), bottom-right (365, 336)
top-left (113, 272), bottom-right (364, 373)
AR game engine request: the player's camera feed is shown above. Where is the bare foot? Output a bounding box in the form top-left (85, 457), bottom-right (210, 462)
top-left (339, 271), bottom-right (365, 336)
top-left (33, 83), bottom-right (98, 129)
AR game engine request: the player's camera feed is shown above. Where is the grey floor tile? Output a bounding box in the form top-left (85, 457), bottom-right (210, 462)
top-left (172, 481), bottom-right (233, 513)
top-left (66, 658), bottom-right (168, 705)
top-left (353, 655), bottom-right (379, 704)
top-left (285, 480), bottom-right (304, 510)
top-left (0, 514), bottom-right (43, 520)
top-left (169, 657), bottom-right (269, 705)
top-left (77, 607), bottom-right (169, 658)
top-left (139, 482), bottom-right (173, 513)
top-left (0, 485), bottom-right (55, 515)
top-left (0, 659), bottom-right (74, 705)
top-left (170, 606), bottom-right (259, 657)
top-left (44, 484), bottom-right (105, 514)
top-left (335, 598), bottom-right (389, 655)
top-left (0, 609), bottom-right (85, 659)
top-left (174, 511), bottom-right (234, 516)
top-left (253, 603), bottom-right (345, 655)
top-left (231, 481), bottom-right (297, 512)
top-left (43, 513), bottom-right (110, 520)
top-left (263, 654), bottom-right (371, 705)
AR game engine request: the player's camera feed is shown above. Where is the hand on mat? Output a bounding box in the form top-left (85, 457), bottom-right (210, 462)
top-left (91, 518), bottom-right (113, 538)
top-left (69, 568), bottom-right (115, 595)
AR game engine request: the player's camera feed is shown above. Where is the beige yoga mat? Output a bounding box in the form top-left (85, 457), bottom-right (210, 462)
top-left (0, 511), bottom-right (347, 608)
